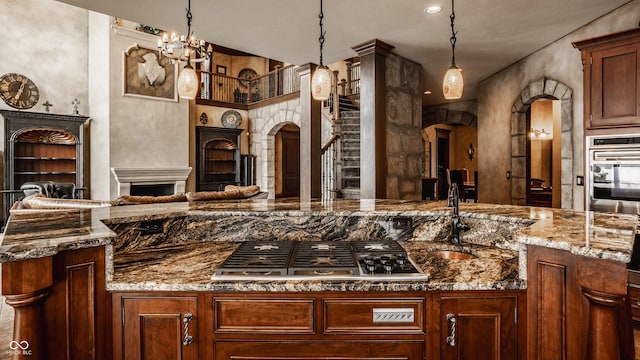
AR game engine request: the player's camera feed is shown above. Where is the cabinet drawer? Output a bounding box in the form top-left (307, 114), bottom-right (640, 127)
top-left (323, 298), bottom-right (424, 334)
top-left (214, 298), bottom-right (314, 334)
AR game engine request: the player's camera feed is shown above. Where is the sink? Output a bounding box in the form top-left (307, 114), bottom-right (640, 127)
top-left (429, 250), bottom-right (477, 260)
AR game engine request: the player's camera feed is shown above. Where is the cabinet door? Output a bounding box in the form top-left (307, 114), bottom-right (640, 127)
top-left (589, 43), bottom-right (640, 128)
top-left (439, 296), bottom-right (517, 360)
top-left (118, 296), bottom-right (198, 360)
top-left (526, 245), bottom-right (584, 360)
top-left (214, 341), bottom-right (423, 360)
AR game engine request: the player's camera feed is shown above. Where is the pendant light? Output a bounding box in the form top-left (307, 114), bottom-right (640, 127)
top-left (311, 0), bottom-right (332, 101)
top-left (442, 0), bottom-right (463, 100)
top-left (157, 0), bottom-right (209, 100)
top-left (177, 64), bottom-right (199, 100)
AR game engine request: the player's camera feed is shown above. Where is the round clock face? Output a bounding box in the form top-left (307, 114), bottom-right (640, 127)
top-left (0, 73), bottom-right (39, 109)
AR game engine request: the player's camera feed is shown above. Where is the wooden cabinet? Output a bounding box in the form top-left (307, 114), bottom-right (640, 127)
top-left (527, 245), bottom-right (634, 360)
top-left (196, 126), bottom-right (242, 191)
top-left (213, 341), bottom-right (424, 360)
top-left (109, 291), bottom-right (529, 360)
top-left (112, 294), bottom-right (199, 360)
top-left (628, 286), bottom-right (640, 327)
top-left (0, 110), bottom-right (89, 223)
top-left (209, 293), bottom-right (426, 360)
top-left (433, 292), bottom-right (524, 360)
top-left (573, 28), bottom-right (640, 133)
top-left (1, 246), bottom-right (106, 360)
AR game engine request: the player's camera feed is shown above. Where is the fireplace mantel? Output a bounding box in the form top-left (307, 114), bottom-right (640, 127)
top-left (111, 167), bottom-right (192, 196)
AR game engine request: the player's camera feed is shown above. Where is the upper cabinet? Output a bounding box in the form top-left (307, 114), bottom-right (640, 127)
top-left (573, 28), bottom-right (640, 134)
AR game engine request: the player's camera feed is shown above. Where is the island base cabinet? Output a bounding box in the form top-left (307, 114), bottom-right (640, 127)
top-left (112, 294), bottom-right (199, 360)
top-left (213, 340), bottom-right (424, 360)
top-left (527, 245), bottom-right (634, 360)
top-left (436, 294), bottom-right (521, 360)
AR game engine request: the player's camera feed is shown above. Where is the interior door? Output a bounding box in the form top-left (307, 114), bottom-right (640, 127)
top-left (281, 130), bottom-right (300, 198)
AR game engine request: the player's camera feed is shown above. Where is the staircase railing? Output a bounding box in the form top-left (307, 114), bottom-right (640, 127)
top-left (321, 134), bottom-right (341, 202)
top-left (345, 61), bottom-right (360, 96)
top-left (322, 70), bottom-right (341, 122)
top-left (248, 65), bottom-right (300, 103)
top-left (198, 65), bottom-right (300, 105)
top-left (199, 72), bottom-right (245, 104)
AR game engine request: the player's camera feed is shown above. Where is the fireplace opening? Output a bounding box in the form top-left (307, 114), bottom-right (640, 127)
top-left (130, 184), bottom-right (175, 196)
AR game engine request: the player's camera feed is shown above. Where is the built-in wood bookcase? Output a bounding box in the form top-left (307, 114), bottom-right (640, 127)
top-left (1, 110), bottom-right (89, 223)
top-left (196, 126), bottom-right (242, 191)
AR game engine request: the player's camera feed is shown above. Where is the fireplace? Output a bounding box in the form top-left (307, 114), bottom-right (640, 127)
top-left (111, 167), bottom-right (192, 196)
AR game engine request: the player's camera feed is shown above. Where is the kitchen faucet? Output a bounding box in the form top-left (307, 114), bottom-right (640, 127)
top-left (446, 183), bottom-right (470, 244)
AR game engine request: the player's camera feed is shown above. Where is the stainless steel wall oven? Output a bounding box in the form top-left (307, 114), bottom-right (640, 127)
top-left (587, 134), bottom-right (640, 215)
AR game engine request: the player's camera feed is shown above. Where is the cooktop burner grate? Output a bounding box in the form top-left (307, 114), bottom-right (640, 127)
top-left (215, 241), bottom-right (294, 276)
top-left (213, 239), bottom-right (426, 279)
top-left (288, 241), bottom-right (358, 276)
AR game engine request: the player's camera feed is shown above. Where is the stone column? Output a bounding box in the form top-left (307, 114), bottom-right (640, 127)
top-left (297, 64), bottom-right (322, 200)
top-left (352, 39), bottom-right (395, 199)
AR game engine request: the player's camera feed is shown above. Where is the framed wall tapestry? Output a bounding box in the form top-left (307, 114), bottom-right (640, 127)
top-left (123, 44), bottom-right (178, 102)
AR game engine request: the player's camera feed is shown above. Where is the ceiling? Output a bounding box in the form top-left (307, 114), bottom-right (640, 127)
top-left (57, 0), bottom-right (629, 105)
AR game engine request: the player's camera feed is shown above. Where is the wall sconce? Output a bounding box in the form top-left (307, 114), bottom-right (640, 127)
top-left (529, 127), bottom-right (550, 139)
top-left (468, 143), bottom-right (475, 161)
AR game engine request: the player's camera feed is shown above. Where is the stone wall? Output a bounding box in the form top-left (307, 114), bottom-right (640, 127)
top-left (248, 99), bottom-right (301, 198)
top-left (477, 1), bottom-right (639, 209)
top-left (385, 53), bottom-right (424, 200)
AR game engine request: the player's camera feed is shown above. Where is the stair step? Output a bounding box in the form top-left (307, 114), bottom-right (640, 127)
top-left (343, 179), bottom-right (360, 188)
top-left (341, 110), bottom-right (360, 117)
top-left (340, 188), bottom-right (361, 200)
top-left (342, 152), bottom-right (360, 159)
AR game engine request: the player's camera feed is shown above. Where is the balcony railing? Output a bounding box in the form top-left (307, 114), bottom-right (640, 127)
top-left (198, 65), bottom-right (300, 106)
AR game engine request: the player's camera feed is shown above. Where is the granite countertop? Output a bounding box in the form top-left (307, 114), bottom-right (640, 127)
top-left (1, 199), bottom-right (637, 292)
top-left (106, 240), bottom-right (521, 292)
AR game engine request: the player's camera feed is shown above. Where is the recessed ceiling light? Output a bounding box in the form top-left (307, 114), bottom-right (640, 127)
top-left (424, 5), bottom-right (442, 14)
top-left (424, 90), bottom-right (432, 95)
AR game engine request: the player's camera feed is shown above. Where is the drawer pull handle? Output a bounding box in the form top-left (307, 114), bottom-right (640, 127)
top-left (446, 313), bottom-right (457, 347)
top-left (183, 313), bottom-right (193, 346)
top-left (637, 300), bottom-right (640, 307)
top-left (372, 308), bottom-right (414, 323)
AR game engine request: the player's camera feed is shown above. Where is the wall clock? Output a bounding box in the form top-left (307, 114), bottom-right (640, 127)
top-left (237, 68), bottom-right (258, 87)
top-left (0, 73), bottom-right (40, 109)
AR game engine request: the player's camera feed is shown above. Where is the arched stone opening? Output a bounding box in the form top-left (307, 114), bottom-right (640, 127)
top-left (510, 77), bottom-right (573, 208)
top-left (261, 111), bottom-right (301, 198)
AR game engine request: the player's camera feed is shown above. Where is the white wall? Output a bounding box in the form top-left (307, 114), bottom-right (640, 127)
top-left (0, 0), bottom-right (89, 117)
top-left (0, 0), bottom-right (89, 205)
top-left (477, 0), bottom-right (640, 209)
top-left (106, 25), bottom-right (190, 199)
top-left (88, 12), bottom-right (111, 200)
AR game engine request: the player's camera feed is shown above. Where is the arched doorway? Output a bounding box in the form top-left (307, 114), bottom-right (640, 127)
top-left (275, 124), bottom-right (300, 198)
top-left (422, 109), bottom-right (477, 200)
top-left (511, 77), bottom-right (573, 208)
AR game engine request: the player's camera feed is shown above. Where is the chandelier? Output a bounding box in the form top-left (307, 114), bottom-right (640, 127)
top-left (311, 0), bottom-right (332, 101)
top-left (157, 0), bottom-right (211, 100)
top-left (442, 0), bottom-right (464, 100)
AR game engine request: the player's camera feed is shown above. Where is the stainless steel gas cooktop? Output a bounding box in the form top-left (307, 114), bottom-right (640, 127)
top-left (212, 240), bottom-right (428, 281)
